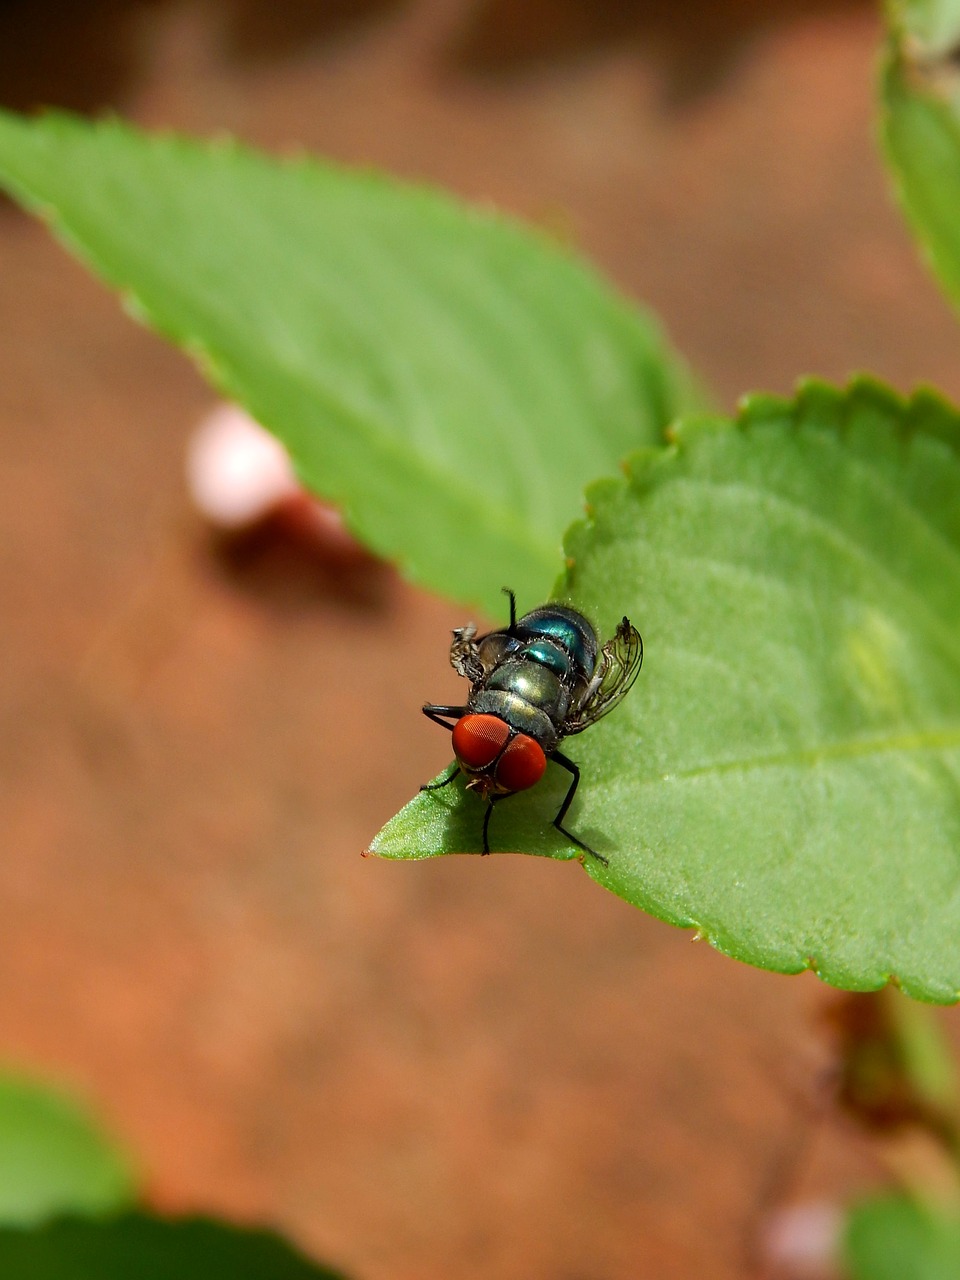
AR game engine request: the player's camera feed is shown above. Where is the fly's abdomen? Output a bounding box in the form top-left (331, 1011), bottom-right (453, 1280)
top-left (521, 638), bottom-right (571, 679)
top-left (513, 605), bottom-right (598, 681)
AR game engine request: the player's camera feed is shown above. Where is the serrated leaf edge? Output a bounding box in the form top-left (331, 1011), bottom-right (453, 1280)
top-left (560, 376), bottom-right (960, 1003)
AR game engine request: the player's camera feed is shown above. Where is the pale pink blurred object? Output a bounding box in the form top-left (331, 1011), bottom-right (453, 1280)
top-left (186, 403), bottom-right (367, 563)
top-left (761, 1200), bottom-right (844, 1279)
top-left (187, 403), bottom-right (299, 528)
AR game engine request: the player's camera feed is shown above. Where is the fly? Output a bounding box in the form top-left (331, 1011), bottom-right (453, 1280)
top-left (421, 589), bottom-right (643, 863)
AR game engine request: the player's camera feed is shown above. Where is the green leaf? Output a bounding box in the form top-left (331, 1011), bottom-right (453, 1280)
top-left (0, 111), bottom-right (701, 617)
top-left (373, 378), bottom-right (960, 1002)
top-left (0, 1072), bottom-right (136, 1226)
top-left (844, 1196), bottom-right (960, 1280)
top-left (886, 0), bottom-right (960, 57)
top-left (880, 1), bottom-right (960, 316)
top-left (886, 988), bottom-right (959, 1114)
top-left (0, 1213), bottom-right (349, 1278)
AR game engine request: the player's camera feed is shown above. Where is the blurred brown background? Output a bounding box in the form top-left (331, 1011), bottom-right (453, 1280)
top-left (1, 1), bottom-right (959, 1277)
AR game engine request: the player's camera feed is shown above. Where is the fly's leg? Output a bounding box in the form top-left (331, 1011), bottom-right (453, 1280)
top-left (422, 704), bottom-right (468, 731)
top-left (420, 763), bottom-right (460, 792)
top-left (550, 752), bottom-right (609, 866)
top-left (481, 797), bottom-right (501, 855)
top-left (501, 586), bottom-right (517, 630)
top-left (420, 705), bottom-right (468, 791)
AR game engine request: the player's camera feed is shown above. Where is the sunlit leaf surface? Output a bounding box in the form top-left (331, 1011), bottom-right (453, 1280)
top-left (0, 111), bottom-right (700, 616)
top-left (374, 380), bottom-right (960, 1002)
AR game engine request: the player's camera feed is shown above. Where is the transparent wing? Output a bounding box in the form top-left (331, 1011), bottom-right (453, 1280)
top-left (563, 617), bottom-right (643, 735)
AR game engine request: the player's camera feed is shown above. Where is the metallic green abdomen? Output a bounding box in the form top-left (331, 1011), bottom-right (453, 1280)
top-left (514, 605), bottom-right (598, 679)
top-left (522, 638), bottom-right (571, 679)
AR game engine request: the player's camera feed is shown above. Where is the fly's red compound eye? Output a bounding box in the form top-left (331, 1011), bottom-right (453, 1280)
top-left (452, 714), bottom-right (511, 771)
top-left (495, 734), bottom-right (547, 793)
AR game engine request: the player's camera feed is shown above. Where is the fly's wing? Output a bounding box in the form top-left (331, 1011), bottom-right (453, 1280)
top-left (450, 589), bottom-right (521, 685)
top-left (563, 617), bottom-right (643, 735)
top-left (450, 624), bottom-right (484, 682)
top-left (450, 624), bottom-right (520, 684)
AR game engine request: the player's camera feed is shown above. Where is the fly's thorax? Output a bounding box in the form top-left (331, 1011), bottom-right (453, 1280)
top-left (513, 605), bottom-right (598, 681)
top-left (469, 688), bottom-right (558, 753)
top-left (486, 659), bottom-right (571, 722)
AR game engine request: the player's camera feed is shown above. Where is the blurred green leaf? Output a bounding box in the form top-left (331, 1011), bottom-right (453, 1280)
top-left (845, 1195), bottom-right (960, 1279)
top-left (374, 379), bottom-right (960, 1001)
top-left (0, 110), bottom-right (701, 617)
top-left (886, 990), bottom-right (959, 1115)
top-left (0, 1213), bottom-right (349, 1278)
top-left (0, 1072), bottom-right (135, 1226)
top-left (886, 0), bottom-right (960, 56)
top-left (881, 1), bottom-right (960, 314)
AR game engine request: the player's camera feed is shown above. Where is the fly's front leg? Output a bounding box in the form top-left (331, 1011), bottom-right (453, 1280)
top-left (420, 705), bottom-right (467, 792)
top-left (481, 797), bottom-right (501, 855)
top-left (550, 751), bottom-right (608, 866)
top-left (420, 763), bottom-right (460, 792)
top-left (422, 704), bottom-right (468, 731)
